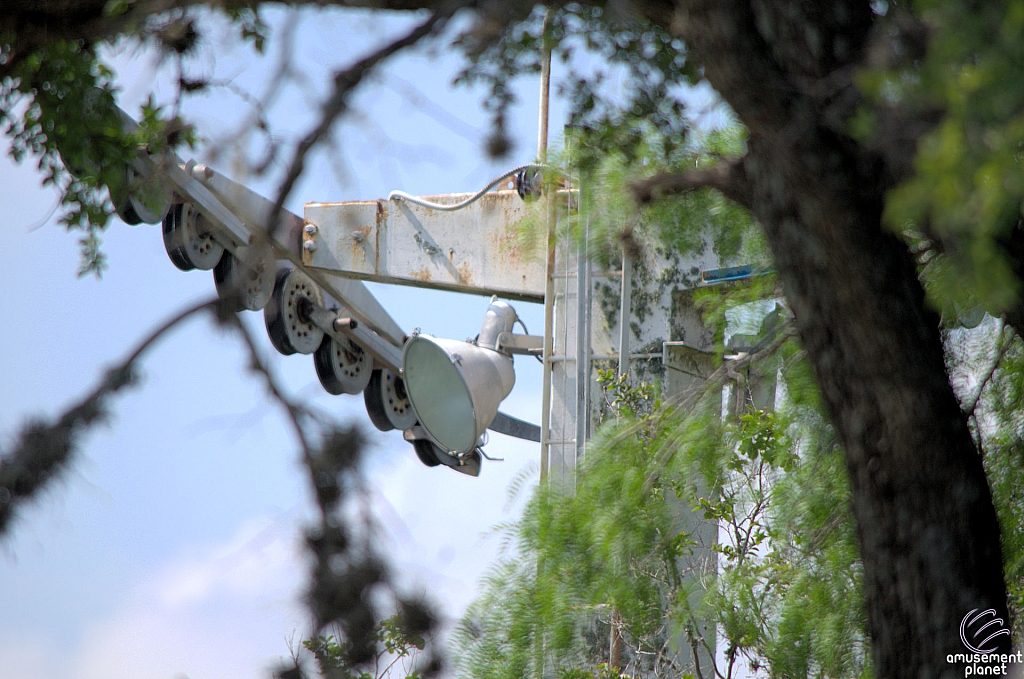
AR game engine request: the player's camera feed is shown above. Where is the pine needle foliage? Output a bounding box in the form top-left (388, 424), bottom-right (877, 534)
top-left (453, 110), bottom-right (1024, 678)
top-left (567, 123), bottom-right (764, 272)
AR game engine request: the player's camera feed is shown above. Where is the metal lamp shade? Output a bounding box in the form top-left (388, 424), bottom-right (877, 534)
top-left (402, 335), bottom-right (515, 455)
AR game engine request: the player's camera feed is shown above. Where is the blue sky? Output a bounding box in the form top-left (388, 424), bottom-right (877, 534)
top-left (0, 8), bottom-right (568, 678)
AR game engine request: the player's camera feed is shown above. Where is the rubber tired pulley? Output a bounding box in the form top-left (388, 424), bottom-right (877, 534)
top-left (364, 369), bottom-right (417, 432)
top-left (314, 334), bottom-right (372, 395)
top-left (126, 164), bottom-right (173, 225)
top-left (108, 165), bottom-right (140, 225)
top-left (265, 268), bottom-right (324, 355)
top-left (163, 202), bottom-right (224, 271)
top-left (213, 243), bottom-right (275, 312)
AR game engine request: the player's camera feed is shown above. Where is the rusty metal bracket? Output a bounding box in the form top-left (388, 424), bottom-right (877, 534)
top-left (303, 192), bottom-right (548, 301)
top-left (495, 332), bottom-right (544, 356)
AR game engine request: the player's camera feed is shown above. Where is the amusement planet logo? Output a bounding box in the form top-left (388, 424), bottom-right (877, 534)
top-left (948, 609), bottom-right (1017, 677)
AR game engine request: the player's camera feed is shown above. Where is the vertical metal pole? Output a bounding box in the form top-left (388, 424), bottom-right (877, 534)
top-left (537, 15), bottom-right (552, 162)
top-left (574, 179), bottom-right (588, 467)
top-left (610, 242), bottom-right (630, 669)
top-left (536, 17), bottom-right (555, 679)
top-left (538, 8), bottom-right (554, 486)
top-left (540, 236), bottom-right (555, 482)
top-left (582, 250), bottom-right (592, 441)
top-left (618, 248), bottom-right (633, 377)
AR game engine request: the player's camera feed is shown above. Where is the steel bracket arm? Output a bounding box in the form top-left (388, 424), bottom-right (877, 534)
top-left (116, 107), bottom-right (406, 350)
top-left (495, 332), bottom-right (544, 355)
top-left (186, 164), bottom-right (406, 347)
top-left (306, 303), bottom-right (404, 372)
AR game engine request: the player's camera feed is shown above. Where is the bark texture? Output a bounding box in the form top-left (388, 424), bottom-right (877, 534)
top-left (660, 1), bottom-right (1011, 677)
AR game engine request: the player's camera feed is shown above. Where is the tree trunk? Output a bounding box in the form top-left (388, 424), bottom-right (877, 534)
top-left (748, 132), bottom-right (1008, 678)
top-left (668, 1), bottom-right (1011, 677)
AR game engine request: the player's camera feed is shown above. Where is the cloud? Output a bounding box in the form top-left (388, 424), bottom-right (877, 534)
top-left (0, 635), bottom-right (61, 679)
top-left (0, 514), bottom-right (310, 679)
top-left (0, 435), bottom-right (536, 679)
top-left (365, 438), bottom-right (536, 626)
top-left (152, 517), bottom-right (303, 610)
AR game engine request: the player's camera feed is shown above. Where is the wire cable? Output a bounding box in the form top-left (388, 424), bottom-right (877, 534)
top-left (386, 163), bottom-right (575, 212)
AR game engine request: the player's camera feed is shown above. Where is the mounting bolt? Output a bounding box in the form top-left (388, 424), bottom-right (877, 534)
top-left (304, 224), bottom-right (318, 235)
top-left (303, 240), bottom-right (317, 253)
top-left (352, 231), bottom-right (366, 243)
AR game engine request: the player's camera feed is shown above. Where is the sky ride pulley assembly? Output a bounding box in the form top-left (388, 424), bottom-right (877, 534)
top-left (62, 107), bottom-right (546, 477)
top-left (213, 243), bottom-right (276, 313)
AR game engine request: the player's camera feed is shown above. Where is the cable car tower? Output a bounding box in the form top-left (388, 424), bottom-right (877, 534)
top-left (82, 97), bottom-right (737, 490)
top-left (68, 94), bottom-right (759, 678)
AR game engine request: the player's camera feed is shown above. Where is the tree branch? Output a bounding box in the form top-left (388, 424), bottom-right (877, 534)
top-left (0, 296), bottom-right (221, 539)
top-left (1, 0), bottom-right (448, 51)
top-left (631, 158), bottom-right (752, 210)
top-left (216, 306), bottom-right (317, 460)
top-left (266, 9), bottom-right (449, 240)
top-left (962, 321), bottom-right (1015, 422)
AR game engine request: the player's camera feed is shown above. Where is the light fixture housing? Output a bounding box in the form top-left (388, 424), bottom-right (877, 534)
top-left (402, 300), bottom-right (517, 455)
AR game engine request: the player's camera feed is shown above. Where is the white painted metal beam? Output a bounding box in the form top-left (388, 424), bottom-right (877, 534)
top-left (190, 166), bottom-right (406, 347)
top-left (302, 191), bottom-right (548, 301)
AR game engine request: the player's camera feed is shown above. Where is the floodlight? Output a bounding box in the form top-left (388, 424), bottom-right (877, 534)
top-left (402, 300), bottom-right (518, 455)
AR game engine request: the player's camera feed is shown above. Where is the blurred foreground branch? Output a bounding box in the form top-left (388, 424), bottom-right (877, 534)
top-left (0, 296), bottom-right (443, 678)
top-left (0, 296), bottom-right (220, 537)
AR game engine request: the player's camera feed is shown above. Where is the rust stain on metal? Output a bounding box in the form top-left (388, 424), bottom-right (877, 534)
top-left (410, 267), bottom-right (433, 282)
top-left (350, 225), bottom-right (372, 266)
top-left (490, 219), bottom-right (536, 268)
top-left (481, 192), bottom-right (544, 275)
top-left (478, 191), bottom-right (525, 223)
top-left (478, 191), bottom-right (512, 209)
top-left (375, 200), bottom-right (386, 274)
top-left (302, 220), bottom-right (314, 266)
top-left (457, 262), bottom-right (475, 286)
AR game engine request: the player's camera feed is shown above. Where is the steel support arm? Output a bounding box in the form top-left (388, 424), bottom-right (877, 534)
top-left (303, 192), bottom-right (549, 301)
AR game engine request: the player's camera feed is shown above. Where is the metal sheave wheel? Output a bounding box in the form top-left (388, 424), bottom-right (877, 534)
top-left (108, 165), bottom-right (142, 226)
top-left (115, 199), bottom-right (144, 226)
top-left (264, 268), bottom-right (325, 356)
top-left (162, 202), bottom-right (225, 271)
top-left (314, 334), bottom-right (373, 395)
top-left (364, 369), bottom-right (417, 432)
top-left (126, 164), bottom-right (173, 224)
top-left (213, 244), bottom-right (275, 312)
top-left (412, 439), bottom-right (442, 467)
